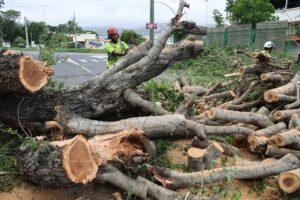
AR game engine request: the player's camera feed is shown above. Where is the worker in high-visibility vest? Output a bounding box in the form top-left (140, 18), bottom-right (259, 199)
top-left (104, 27), bottom-right (129, 68)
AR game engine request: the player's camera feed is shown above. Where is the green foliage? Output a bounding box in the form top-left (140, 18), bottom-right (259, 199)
top-left (213, 9), bottom-right (225, 27)
top-left (0, 9), bottom-right (24, 43)
top-left (0, 123), bottom-right (23, 191)
top-left (141, 80), bottom-right (184, 112)
top-left (39, 46), bottom-right (57, 65)
top-left (295, 21), bottom-right (300, 36)
top-left (56, 20), bottom-right (84, 34)
top-left (13, 36), bottom-right (25, 47)
top-left (121, 29), bottom-right (144, 45)
top-left (226, 0), bottom-right (278, 26)
top-left (48, 32), bottom-right (71, 48)
top-left (27, 21), bottom-right (47, 44)
top-left (44, 79), bottom-right (66, 95)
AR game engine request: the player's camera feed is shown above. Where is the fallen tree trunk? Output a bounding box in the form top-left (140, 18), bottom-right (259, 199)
top-left (19, 129), bottom-right (155, 187)
top-left (285, 101), bottom-right (300, 110)
top-left (278, 169), bottom-right (300, 193)
top-left (252, 122), bottom-right (286, 137)
top-left (206, 108), bottom-right (273, 128)
top-left (264, 72), bottom-right (300, 103)
top-left (49, 107), bottom-right (206, 139)
top-left (0, 54), bottom-right (54, 94)
top-left (265, 145), bottom-right (300, 159)
top-left (151, 153), bottom-right (300, 189)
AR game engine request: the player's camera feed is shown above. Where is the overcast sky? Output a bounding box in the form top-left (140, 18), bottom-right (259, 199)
top-left (3, 0), bottom-right (227, 28)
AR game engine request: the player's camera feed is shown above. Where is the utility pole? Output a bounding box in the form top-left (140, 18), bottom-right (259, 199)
top-left (24, 17), bottom-right (29, 48)
top-left (73, 11), bottom-right (77, 49)
top-left (150, 0), bottom-right (154, 43)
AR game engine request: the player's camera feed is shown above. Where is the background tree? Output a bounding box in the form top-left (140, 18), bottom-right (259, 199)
top-left (27, 21), bottom-right (47, 44)
top-left (213, 9), bottom-right (225, 27)
top-left (13, 36), bottom-right (25, 47)
top-left (226, 0), bottom-right (278, 27)
top-left (121, 30), bottom-right (144, 46)
top-left (1, 10), bottom-right (24, 43)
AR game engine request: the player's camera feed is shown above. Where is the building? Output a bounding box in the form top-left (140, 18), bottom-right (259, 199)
top-left (69, 33), bottom-right (97, 48)
top-left (270, 0), bottom-right (300, 21)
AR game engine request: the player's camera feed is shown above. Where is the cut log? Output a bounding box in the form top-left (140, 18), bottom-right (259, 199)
top-left (124, 89), bottom-right (170, 115)
top-left (19, 135), bottom-right (98, 187)
top-left (274, 109), bottom-right (300, 121)
top-left (239, 65), bottom-right (263, 75)
top-left (273, 94), bottom-right (297, 103)
top-left (265, 145), bottom-right (300, 159)
top-left (285, 101), bottom-right (300, 110)
top-left (260, 73), bottom-right (283, 82)
top-left (203, 91), bottom-right (235, 101)
top-left (203, 124), bottom-right (253, 136)
top-left (235, 158), bottom-right (277, 166)
top-left (264, 72), bottom-right (300, 103)
top-left (151, 153), bottom-right (300, 189)
top-left (0, 54), bottom-right (54, 93)
top-left (182, 86), bottom-right (207, 96)
top-left (269, 129), bottom-right (300, 149)
top-left (207, 108), bottom-right (273, 128)
top-left (203, 141), bottom-right (224, 169)
top-left (187, 147), bottom-right (206, 171)
top-left (252, 122), bottom-right (286, 137)
top-left (278, 169), bottom-right (300, 193)
top-left (19, 129), bottom-right (155, 187)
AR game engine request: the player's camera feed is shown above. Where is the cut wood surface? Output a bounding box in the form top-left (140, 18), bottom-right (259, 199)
top-left (0, 54), bottom-right (54, 93)
top-left (247, 135), bottom-right (268, 153)
top-left (278, 169), bottom-right (300, 193)
top-left (203, 141), bottom-right (224, 169)
top-left (151, 154), bottom-right (300, 189)
top-left (207, 108), bottom-right (273, 128)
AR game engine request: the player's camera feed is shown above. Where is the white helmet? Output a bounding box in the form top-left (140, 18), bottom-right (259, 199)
top-left (264, 41), bottom-right (275, 49)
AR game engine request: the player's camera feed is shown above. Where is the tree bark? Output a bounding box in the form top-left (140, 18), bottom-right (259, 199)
top-left (0, 54), bottom-right (54, 94)
top-left (226, 99), bottom-right (262, 111)
top-left (265, 145), bottom-right (300, 159)
top-left (260, 73), bottom-right (283, 82)
top-left (151, 154), bottom-right (300, 189)
top-left (252, 122), bottom-right (286, 137)
top-left (207, 108), bottom-right (273, 128)
top-left (247, 135), bottom-right (268, 153)
top-left (182, 86), bottom-right (207, 96)
top-left (285, 101), bottom-right (300, 110)
top-left (203, 141), bottom-right (224, 169)
top-left (203, 91), bottom-right (235, 102)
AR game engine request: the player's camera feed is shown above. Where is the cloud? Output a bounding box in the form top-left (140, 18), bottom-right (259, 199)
top-left (3, 0), bottom-right (227, 27)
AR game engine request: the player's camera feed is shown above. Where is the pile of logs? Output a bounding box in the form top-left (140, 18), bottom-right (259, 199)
top-left (1, 0), bottom-right (300, 199)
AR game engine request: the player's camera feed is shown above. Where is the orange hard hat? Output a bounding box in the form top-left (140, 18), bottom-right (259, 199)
top-left (108, 27), bottom-right (118, 36)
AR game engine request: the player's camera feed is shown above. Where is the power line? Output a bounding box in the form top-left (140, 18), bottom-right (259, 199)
top-left (4, 0), bottom-right (104, 8)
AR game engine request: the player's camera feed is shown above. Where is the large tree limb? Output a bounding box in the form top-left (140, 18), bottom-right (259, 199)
top-left (150, 154), bottom-right (300, 189)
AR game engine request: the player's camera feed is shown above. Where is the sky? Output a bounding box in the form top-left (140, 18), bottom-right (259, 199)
top-left (3, 0), bottom-right (227, 28)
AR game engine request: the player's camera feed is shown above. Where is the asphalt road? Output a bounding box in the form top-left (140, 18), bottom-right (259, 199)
top-left (22, 51), bottom-right (108, 88)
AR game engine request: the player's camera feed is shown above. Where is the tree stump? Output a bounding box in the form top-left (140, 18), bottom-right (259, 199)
top-left (278, 169), bottom-right (300, 193)
top-left (187, 147), bottom-right (206, 171)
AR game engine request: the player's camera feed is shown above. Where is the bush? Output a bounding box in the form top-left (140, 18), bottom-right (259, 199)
top-left (12, 36), bottom-right (25, 47)
top-left (121, 30), bottom-right (144, 46)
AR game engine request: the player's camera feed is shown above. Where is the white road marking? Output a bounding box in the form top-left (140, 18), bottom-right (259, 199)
top-left (79, 59), bottom-right (88, 63)
top-left (67, 58), bottom-right (79, 66)
top-left (91, 59), bottom-right (100, 63)
top-left (81, 66), bottom-right (93, 74)
top-left (90, 55), bottom-right (108, 59)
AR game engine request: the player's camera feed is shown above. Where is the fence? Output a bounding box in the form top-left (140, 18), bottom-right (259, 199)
top-left (205, 20), bottom-right (299, 53)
